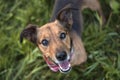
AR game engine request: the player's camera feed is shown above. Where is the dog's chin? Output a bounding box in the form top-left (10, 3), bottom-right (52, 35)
top-left (49, 60), bottom-right (71, 73)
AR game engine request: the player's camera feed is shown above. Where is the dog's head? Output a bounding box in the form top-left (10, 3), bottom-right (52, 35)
top-left (20, 5), bottom-right (74, 73)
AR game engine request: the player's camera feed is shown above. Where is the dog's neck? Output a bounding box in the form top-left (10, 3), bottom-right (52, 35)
top-left (70, 31), bottom-right (87, 66)
top-left (50, 0), bottom-right (83, 36)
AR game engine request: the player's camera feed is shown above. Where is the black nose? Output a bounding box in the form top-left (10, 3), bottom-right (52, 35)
top-left (56, 51), bottom-right (67, 61)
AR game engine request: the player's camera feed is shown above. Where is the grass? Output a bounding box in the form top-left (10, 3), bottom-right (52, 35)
top-left (0, 0), bottom-right (120, 80)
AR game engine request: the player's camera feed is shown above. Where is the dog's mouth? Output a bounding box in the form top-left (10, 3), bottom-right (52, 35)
top-left (43, 52), bottom-right (73, 73)
top-left (43, 55), bottom-right (71, 73)
top-left (58, 60), bottom-right (71, 73)
top-left (43, 40), bottom-right (73, 73)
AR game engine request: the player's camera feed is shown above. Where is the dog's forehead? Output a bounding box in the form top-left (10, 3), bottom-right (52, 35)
top-left (38, 21), bottom-right (65, 34)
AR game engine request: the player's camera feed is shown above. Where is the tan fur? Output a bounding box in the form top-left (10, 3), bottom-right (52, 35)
top-left (70, 31), bottom-right (87, 66)
top-left (82, 0), bottom-right (101, 11)
top-left (20, 3), bottom-right (88, 70)
top-left (37, 20), bottom-right (71, 61)
top-left (36, 20), bottom-right (87, 66)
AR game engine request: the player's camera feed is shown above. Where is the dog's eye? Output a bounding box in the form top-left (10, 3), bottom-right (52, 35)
top-left (41, 39), bottom-right (49, 46)
top-left (60, 32), bottom-right (66, 40)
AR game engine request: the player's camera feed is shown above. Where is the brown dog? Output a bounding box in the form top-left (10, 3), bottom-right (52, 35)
top-left (20, 0), bottom-right (104, 73)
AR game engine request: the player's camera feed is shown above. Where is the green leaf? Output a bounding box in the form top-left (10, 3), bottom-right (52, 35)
top-left (110, 0), bottom-right (120, 13)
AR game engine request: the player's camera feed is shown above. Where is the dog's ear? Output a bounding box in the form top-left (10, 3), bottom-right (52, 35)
top-left (20, 24), bottom-right (37, 44)
top-left (56, 4), bottom-right (73, 30)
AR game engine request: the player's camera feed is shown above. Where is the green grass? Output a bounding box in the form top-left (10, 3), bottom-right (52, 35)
top-left (0, 0), bottom-right (120, 80)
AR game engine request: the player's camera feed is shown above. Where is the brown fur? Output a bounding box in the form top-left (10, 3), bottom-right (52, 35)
top-left (20, 21), bottom-right (87, 66)
top-left (20, 0), bottom-right (105, 72)
top-left (20, 5), bottom-right (87, 68)
top-left (36, 20), bottom-right (87, 66)
top-left (70, 31), bottom-right (87, 66)
top-left (37, 20), bottom-right (72, 61)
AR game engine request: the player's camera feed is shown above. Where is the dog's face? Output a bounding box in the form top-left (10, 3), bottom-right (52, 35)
top-left (20, 5), bottom-right (73, 73)
top-left (37, 21), bottom-right (71, 61)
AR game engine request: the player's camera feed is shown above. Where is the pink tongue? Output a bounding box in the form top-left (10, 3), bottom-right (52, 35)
top-left (50, 65), bottom-right (59, 72)
top-left (43, 56), bottom-right (59, 72)
top-left (58, 60), bottom-right (70, 70)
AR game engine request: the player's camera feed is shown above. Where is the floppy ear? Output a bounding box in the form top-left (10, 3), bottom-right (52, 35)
top-left (20, 24), bottom-right (37, 44)
top-left (56, 4), bottom-right (73, 30)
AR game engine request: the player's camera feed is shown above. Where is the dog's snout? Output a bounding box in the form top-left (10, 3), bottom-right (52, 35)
top-left (56, 51), bottom-right (67, 61)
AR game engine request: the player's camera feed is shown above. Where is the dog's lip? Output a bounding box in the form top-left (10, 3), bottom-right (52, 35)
top-left (59, 66), bottom-right (71, 73)
top-left (43, 55), bottom-right (72, 73)
top-left (48, 63), bottom-right (59, 72)
top-left (43, 56), bottom-right (59, 72)
top-left (58, 60), bottom-right (71, 73)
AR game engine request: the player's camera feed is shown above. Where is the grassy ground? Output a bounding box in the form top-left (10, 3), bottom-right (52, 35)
top-left (0, 0), bottom-right (120, 80)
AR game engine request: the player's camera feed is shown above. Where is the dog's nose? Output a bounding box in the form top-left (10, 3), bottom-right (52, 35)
top-left (56, 51), bottom-right (67, 61)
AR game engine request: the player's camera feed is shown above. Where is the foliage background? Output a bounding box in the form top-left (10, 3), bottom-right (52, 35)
top-left (0, 0), bottom-right (120, 80)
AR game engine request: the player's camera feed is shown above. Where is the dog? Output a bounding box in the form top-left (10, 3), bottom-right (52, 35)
top-left (20, 0), bottom-right (104, 73)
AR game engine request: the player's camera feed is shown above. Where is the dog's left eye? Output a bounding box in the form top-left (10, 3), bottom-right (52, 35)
top-left (60, 32), bottom-right (66, 40)
top-left (41, 39), bottom-right (49, 46)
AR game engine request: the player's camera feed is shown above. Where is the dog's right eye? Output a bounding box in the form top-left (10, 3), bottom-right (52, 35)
top-left (41, 39), bottom-right (49, 46)
top-left (60, 32), bottom-right (66, 40)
